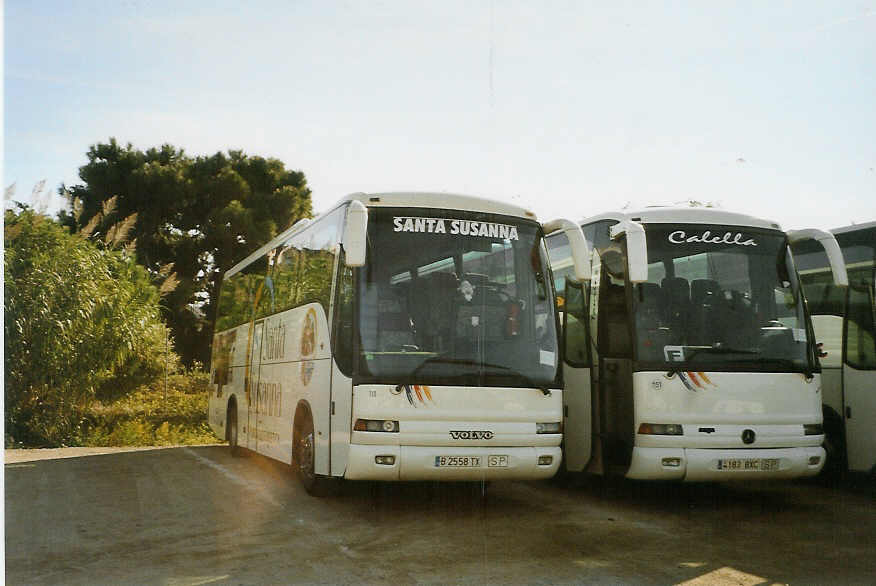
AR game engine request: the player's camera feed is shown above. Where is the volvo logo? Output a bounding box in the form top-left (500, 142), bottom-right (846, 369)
top-left (449, 430), bottom-right (494, 440)
top-left (742, 429), bottom-right (756, 445)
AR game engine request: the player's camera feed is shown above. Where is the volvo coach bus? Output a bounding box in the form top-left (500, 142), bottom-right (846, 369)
top-left (208, 192), bottom-right (590, 495)
top-left (545, 206), bottom-right (848, 481)
top-left (792, 221), bottom-right (876, 477)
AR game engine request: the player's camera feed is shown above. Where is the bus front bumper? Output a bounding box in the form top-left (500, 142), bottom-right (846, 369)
top-left (626, 446), bottom-right (826, 481)
top-left (345, 444), bottom-right (562, 481)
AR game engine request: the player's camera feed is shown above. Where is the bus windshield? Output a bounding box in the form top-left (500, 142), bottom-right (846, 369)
top-left (632, 224), bottom-right (813, 372)
top-left (357, 208), bottom-right (559, 387)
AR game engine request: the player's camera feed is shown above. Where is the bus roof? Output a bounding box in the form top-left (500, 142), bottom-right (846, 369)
top-left (578, 206), bottom-right (783, 231)
top-left (340, 191), bottom-right (538, 220)
top-left (224, 191), bottom-right (538, 278)
top-left (831, 220), bottom-right (876, 235)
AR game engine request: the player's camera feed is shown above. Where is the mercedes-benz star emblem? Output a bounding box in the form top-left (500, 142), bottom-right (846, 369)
top-left (742, 429), bottom-right (756, 445)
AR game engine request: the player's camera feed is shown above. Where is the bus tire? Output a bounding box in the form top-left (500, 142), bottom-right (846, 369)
top-left (227, 402), bottom-right (241, 457)
top-left (293, 406), bottom-right (332, 497)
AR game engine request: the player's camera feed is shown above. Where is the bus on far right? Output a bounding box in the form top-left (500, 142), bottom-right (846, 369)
top-left (792, 221), bottom-right (876, 478)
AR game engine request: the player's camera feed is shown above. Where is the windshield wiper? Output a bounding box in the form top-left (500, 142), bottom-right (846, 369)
top-left (665, 346), bottom-right (761, 375)
top-left (683, 346), bottom-right (761, 360)
top-left (411, 357), bottom-right (552, 394)
top-left (757, 357), bottom-right (815, 378)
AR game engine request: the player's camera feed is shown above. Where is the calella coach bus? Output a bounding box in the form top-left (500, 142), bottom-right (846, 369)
top-left (546, 206), bottom-right (848, 481)
top-left (208, 192), bottom-right (590, 494)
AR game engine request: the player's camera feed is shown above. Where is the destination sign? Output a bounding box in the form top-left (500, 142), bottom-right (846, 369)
top-left (393, 216), bottom-right (519, 240)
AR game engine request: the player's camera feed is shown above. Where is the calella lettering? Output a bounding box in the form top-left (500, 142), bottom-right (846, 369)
top-left (667, 229), bottom-right (757, 247)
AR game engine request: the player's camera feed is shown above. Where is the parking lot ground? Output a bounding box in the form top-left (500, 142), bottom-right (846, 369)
top-left (5, 445), bottom-right (875, 585)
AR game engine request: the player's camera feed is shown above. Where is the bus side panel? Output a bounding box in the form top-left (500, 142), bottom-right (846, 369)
top-left (237, 304), bottom-right (333, 469)
top-left (843, 364), bottom-right (876, 473)
top-left (207, 392), bottom-right (223, 439)
top-left (250, 359), bottom-right (288, 462)
top-left (330, 362), bottom-right (353, 477)
top-left (246, 321), bottom-right (265, 452)
top-left (209, 326), bottom-right (246, 439)
top-left (251, 314), bottom-right (292, 464)
top-left (294, 303), bottom-right (333, 476)
top-left (224, 324), bottom-right (251, 448)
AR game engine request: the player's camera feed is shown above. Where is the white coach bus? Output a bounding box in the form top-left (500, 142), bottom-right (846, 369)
top-left (545, 206), bottom-right (848, 481)
top-left (792, 222), bottom-right (876, 477)
top-left (208, 192), bottom-right (590, 495)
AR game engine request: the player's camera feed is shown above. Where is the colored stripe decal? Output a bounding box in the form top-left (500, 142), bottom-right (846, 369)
top-left (679, 372), bottom-right (697, 392)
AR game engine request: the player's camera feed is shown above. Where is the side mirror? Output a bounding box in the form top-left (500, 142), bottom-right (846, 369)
top-left (343, 200), bottom-right (368, 267)
top-left (543, 218), bottom-right (591, 282)
top-left (609, 220), bottom-right (648, 283)
top-left (787, 229), bottom-right (848, 287)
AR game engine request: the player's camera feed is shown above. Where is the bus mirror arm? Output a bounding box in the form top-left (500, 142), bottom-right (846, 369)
top-left (610, 220), bottom-right (649, 283)
top-left (787, 229), bottom-right (849, 287)
top-left (544, 218), bottom-right (591, 282)
top-left (343, 200), bottom-right (368, 267)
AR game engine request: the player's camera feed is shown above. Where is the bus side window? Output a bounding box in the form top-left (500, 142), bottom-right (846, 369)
top-left (277, 206), bottom-right (345, 314)
top-left (334, 263), bottom-right (355, 375)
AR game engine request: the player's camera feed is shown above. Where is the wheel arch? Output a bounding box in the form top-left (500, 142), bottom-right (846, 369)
top-left (292, 400), bottom-right (314, 455)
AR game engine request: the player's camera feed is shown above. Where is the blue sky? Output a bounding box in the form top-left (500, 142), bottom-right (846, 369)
top-left (4, 1), bottom-right (876, 229)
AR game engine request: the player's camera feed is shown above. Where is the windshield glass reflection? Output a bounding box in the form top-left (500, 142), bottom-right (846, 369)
top-left (357, 208), bottom-right (559, 387)
top-left (633, 224), bottom-right (812, 372)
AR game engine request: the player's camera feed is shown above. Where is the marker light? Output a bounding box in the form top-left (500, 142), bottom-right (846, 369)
top-left (803, 424), bottom-right (824, 435)
top-left (638, 423), bottom-right (684, 435)
top-left (375, 455), bottom-right (396, 465)
top-left (354, 419), bottom-right (399, 432)
top-left (537, 422), bottom-right (562, 434)
top-left (538, 455), bottom-right (553, 465)
top-left (661, 457), bottom-right (682, 467)
top-left (808, 455), bottom-right (821, 466)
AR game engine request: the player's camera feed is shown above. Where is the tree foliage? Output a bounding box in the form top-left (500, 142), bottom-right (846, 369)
top-left (60, 139), bottom-right (313, 366)
top-left (4, 207), bottom-right (172, 446)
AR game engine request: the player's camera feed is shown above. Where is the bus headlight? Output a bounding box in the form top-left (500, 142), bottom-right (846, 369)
top-left (536, 422), bottom-right (562, 434)
top-left (354, 419), bottom-right (399, 432)
top-left (638, 423), bottom-right (683, 435)
top-left (803, 424), bottom-right (823, 435)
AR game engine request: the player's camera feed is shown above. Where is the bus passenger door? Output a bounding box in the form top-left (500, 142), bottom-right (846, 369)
top-left (843, 280), bottom-right (876, 473)
top-left (330, 264), bottom-right (356, 476)
top-left (595, 251), bottom-right (635, 474)
top-left (246, 320), bottom-right (265, 452)
top-left (562, 280), bottom-right (593, 472)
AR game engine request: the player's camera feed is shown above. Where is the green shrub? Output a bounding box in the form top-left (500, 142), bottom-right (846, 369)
top-left (4, 207), bottom-right (173, 446)
top-left (76, 369), bottom-right (219, 447)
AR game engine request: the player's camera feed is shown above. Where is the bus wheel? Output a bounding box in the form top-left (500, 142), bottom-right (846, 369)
top-left (294, 409), bottom-right (332, 496)
top-left (227, 404), bottom-right (241, 457)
